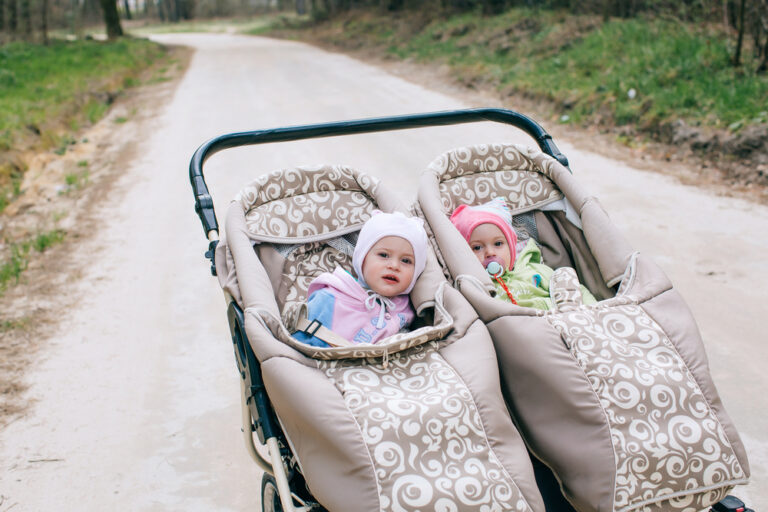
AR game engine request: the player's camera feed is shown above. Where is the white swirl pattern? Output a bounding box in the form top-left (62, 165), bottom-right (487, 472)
top-left (318, 342), bottom-right (532, 512)
top-left (546, 305), bottom-right (746, 511)
top-left (235, 165), bottom-right (380, 241)
top-left (427, 144), bottom-right (563, 215)
top-left (549, 267), bottom-right (583, 312)
top-left (277, 241), bottom-right (353, 315)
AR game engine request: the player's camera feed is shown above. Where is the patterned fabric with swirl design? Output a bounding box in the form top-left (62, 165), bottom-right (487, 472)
top-left (277, 241), bottom-right (353, 319)
top-left (550, 267), bottom-right (583, 312)
top-left (546, 305), bottom-right (747, 511)
top-left (427, 144), bottom-right (563, 215)
top-left (236, 165), bottom-right (380, 243)
top-left (318, 341), bottom-right (534, 512)
top-left (233, 165), bottom-right (381, 320)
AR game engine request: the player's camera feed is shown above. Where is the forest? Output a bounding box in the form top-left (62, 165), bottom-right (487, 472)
top-left (1, 0), bottom-right (767, 74)
top-left (1, 0), bottom-right (767, 208)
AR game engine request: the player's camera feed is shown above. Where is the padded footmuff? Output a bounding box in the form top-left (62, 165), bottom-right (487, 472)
top-left (215, 165), bottom-right (546, 511)
top-left (416, 144), bottom-right (750, 512)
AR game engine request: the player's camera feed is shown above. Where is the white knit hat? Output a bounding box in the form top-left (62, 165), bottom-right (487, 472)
top-left (352, 210), bottom-right (428, 295)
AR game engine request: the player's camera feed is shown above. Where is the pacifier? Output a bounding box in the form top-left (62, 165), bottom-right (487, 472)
top-left (485, 261), bottom-right (504, 277)
top-left (485, 259), bottom-right (517, 305)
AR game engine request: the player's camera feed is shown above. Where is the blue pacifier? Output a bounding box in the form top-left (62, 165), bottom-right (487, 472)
top-left (486, 261), bottom-right (503, 277)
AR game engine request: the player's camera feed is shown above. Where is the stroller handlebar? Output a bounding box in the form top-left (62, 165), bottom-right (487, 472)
top-left (189, 108), bottom-right (568, 267)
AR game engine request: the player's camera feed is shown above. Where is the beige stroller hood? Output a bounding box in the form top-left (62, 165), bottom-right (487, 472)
top-left (416, 143), bottom-right (750, 512)
top-left (214, 164), bottom-right (547, 511)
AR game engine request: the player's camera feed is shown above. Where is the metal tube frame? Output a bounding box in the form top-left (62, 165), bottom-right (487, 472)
top-left (198, 108), bottom-right (567, 512)
top-left (239, 378), bottom-right (272, 474)
top-left (189, 107), bottom-right (569, 242)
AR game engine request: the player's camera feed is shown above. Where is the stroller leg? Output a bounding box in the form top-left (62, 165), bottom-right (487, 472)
top-left (266, 436), bottom-right (307, 512)
top-left (240, 379), bottom-right (273, 473)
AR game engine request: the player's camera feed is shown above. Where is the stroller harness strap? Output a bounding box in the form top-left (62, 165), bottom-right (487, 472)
top-left (295, 315), bottom-right (354, 348)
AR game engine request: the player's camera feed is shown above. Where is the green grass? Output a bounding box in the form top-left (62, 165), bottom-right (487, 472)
top-left (280, 9), bottom-right (767, 134)
top-left (0, 37), bottom-right (168, 211)
top-left (61, 167), bottom-right (90, 194)
top-left (499, 18), bottom-right (768, 130)
top-left (1, 316), bottom-right (30, 332)
top-left (0, 38), bottom-right (167, 152)
top-left (0, 229), bottom-right (65, 292)
top-left (0, 163), bottom-right (23, 213)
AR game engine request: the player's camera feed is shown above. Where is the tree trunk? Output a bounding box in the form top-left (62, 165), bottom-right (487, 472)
top-left (732, 0), bottom-right (746, 66)
top-left (163, 0), bottom-right (177, 20)
top-left (156, 0), bottom-right (166, 21)
top-left (759, 8), bottom-right (768, 73)
top-left (0, 0), bottom-right (5, 34)
top-left (481, 0), bottom-right (505, 16)
top-left (71, 0), bottom-right (83, 38)
top-left (98, 0), bottom-right (124, 39)
top-left (41, 0), bottom-right (49, 44)
top-left (9, 0), bottom-right (18, 36)
top-left (83, 0), bottom-right (102, 24)
top-left (122, 0), bottom-right (132, 19)
top-left (178, 0), bottom-right (193, 20)
top-left (602, 0), bottom-right (613, 21)
top-left (20, 0), bottom-right (31, 39)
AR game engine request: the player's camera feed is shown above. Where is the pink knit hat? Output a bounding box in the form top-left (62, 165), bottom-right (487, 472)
top-left (449, 198), bottom-right (518, 270)
top-left (353, 210), bottom-right (428, 295)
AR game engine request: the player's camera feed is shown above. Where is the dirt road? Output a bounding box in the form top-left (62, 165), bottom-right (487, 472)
top-left (1, 33), bottom-right (766, 510)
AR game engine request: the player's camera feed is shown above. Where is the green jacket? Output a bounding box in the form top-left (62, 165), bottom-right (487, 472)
top-left (493, 239), bottom-right (597, 310)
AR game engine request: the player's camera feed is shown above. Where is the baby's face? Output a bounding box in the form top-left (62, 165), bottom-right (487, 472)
top-left (469, 223), bottom-right (512, 271)
top-left (362, 236), bottom-right (415, 297)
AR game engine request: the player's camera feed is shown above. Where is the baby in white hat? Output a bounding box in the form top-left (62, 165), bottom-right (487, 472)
top-left (293, 210), bottom-right (428, 348)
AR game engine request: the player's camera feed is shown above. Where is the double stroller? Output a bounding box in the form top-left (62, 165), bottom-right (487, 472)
top-left (189, 109), bottom-right (751, 512)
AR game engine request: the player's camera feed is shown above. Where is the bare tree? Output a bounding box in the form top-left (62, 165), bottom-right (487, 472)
top-left (156, 0), bottom-right (167, 21)
top-left (757, 0), bottom-right (768, 72)
top-left (732, 0), bottom-right (746, 66)
top-left (8, 0), bottom-right (18, 37)
top-left (41, 0), bottom-right (49, 43)
top-left (481, 0), bottom-right (505, 16)
top-left (20, 0), bottom-right (31, 39)
top-left (83, 0), bottom-right (102, 24)
top-left (98, 0), bottom-right (123, 38)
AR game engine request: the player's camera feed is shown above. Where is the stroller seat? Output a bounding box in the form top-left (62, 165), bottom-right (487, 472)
top-left (214, 164), bottom-right (547, 511)
top-left (416, 143), bottom-right (750, 512)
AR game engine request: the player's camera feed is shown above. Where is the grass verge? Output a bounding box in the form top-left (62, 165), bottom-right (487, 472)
top-left (0, 229), bottom-right (66, 293)
top-left (261, 8), bottom-right (768, 185)
top-left (0, 37), bottom-right (169, 213)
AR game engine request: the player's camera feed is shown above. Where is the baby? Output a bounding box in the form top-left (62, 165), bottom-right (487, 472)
top-left (450, 198), bottom-right (596, 310)
top-left (293, 211), bottom-right (428, 348)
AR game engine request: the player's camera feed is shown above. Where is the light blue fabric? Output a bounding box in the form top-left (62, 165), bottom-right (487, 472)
top-left (292, 289), bottom-right (335, 348)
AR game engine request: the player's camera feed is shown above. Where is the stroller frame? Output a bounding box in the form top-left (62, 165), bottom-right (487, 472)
top-left (188, 108), bottom-right (750, 512)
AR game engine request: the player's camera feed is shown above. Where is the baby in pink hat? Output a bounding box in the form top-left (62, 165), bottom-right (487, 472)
top-left (450, 198), bottom-right (520, 274)
top-left (293, 210), bottom-right (428, 347)
top-left (450, 198), bottom-right (596, 310)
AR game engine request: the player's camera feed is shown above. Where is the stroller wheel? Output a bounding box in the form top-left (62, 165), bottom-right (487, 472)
top-left (261, 473), bottom-right (282, 512)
